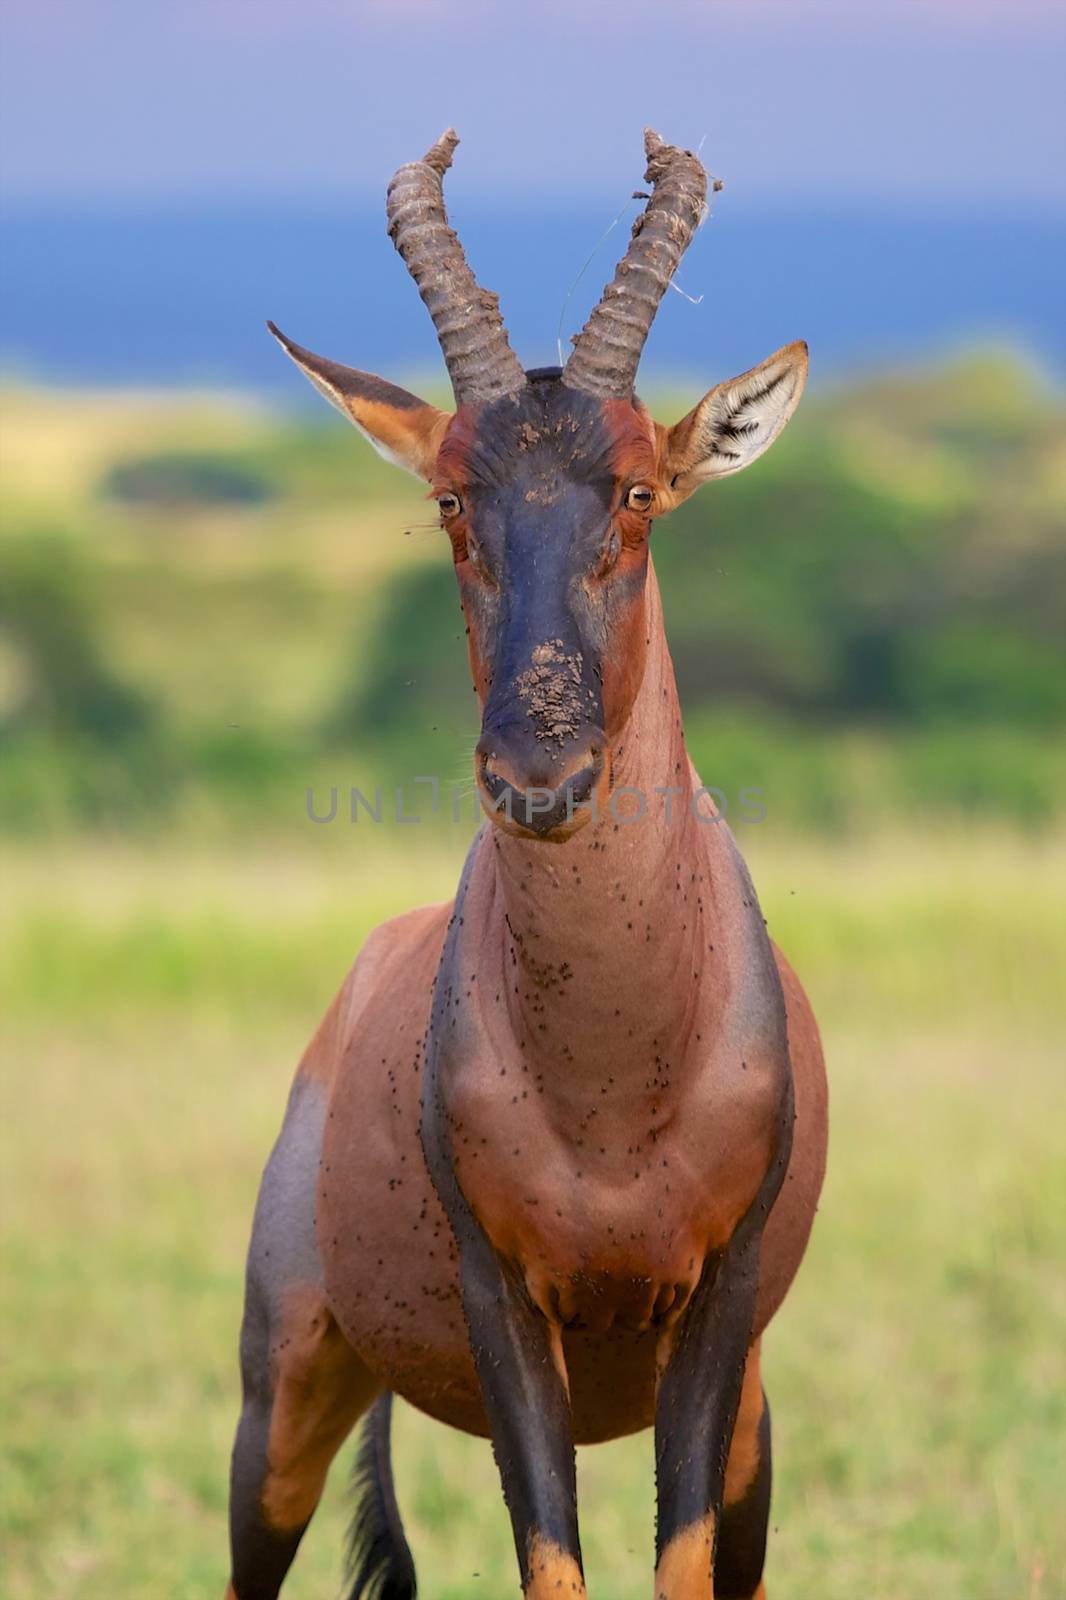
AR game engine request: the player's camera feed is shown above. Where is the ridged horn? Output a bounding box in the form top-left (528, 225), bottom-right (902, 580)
top-left (386, 129), bottom-right (526, 406)
top-left (563, 129), bottom-right (709, 399)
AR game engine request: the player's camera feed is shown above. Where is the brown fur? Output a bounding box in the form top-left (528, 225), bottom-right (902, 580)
top-left (350, 396), bottom-right (449, 479)
top-left (230, 324), bottom-right (822, 1599)
top-left (267, 323), bottom-right (450, 481)
top-left (260, 1285), bottom-right (376, 1530)
top-left (308, 565), bottom-right (826, 1443)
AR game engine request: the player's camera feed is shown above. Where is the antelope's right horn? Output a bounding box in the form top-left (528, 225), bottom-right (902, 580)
top-left (563, 130), bottom-right (708, 399)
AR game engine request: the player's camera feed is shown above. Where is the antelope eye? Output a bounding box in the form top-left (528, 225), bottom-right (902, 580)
top-left (625, 484), bottom-right (655, 512)
top-left (437, 492), bottom-right (462, 519)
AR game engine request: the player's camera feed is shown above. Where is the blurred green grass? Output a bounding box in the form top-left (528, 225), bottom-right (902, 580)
top-left (2, 831), bottom-right (1064, 1598)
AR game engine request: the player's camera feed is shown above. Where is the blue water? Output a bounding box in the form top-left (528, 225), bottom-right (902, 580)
top-left (2, 203), bottom-right (1063, 394)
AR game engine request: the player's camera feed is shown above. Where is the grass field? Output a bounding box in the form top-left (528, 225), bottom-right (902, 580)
top-left (3, 825), bottom-right (1064, 1600)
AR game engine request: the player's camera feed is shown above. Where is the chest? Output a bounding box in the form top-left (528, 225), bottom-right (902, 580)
top-left (426, 822), bottom-right (791, 1330)
top-left (439, 1001), bottom-right (785, 1332)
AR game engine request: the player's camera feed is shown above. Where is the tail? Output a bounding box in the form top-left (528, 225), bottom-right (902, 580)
top-left (343, 1391), bottom-right (417, 1600)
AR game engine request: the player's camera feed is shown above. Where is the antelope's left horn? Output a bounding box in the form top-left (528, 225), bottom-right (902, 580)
top-left (386, 130), bottom-right (527, 406)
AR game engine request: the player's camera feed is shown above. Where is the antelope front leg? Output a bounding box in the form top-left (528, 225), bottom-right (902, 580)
top-left (422, 1047), bottom-right (584, 1598)
top-left (653, 1229), bottom-right (763, 1600)
top-left (458, 1223), bottom-right (585, 1599)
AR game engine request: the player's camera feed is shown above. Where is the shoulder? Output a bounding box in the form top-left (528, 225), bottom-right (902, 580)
top-left (296, 899), bottom-right (453, 1090)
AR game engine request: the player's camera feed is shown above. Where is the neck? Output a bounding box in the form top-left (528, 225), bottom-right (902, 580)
top-left (483, 562), bottom-right (708, 1086)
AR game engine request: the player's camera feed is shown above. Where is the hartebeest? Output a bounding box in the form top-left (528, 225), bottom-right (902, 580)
top-left (227, 129), bottom-right (827, 1600)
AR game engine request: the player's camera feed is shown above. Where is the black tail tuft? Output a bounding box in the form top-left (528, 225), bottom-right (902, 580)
top-left (343, 1391), bottom-right (417, 1600)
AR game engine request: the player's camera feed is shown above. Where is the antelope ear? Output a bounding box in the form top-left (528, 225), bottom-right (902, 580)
top-left (267, 322), bottom-right (451, 482)
top-left (661, 342), bottom-right (808, 502)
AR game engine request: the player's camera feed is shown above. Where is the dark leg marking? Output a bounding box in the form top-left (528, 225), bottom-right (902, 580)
top-left (226, 1076), bottom-right (378, 1598)
top-left (418, 1140), bottom-right (585, 1599)
top-left (460, 1237), bottom-right (585, 1598)
top-left (716, 1382), bottom-right (772, 1600)
top-left (228, 1282), bottom-right (375, 1599)
top-left (228, 1355), bottom-right (305, 1600)
top-left (653, 999), bottom-right (792, 1600)
top-left (421, 888), bottom-right (585, 1599)
top-left (653, 1233), bottom-right (763, 1598)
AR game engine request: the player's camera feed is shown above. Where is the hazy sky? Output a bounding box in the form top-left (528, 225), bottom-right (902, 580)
top-left (3, 0), bottom-right (1064, 211)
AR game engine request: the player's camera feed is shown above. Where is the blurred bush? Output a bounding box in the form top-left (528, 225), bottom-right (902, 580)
top-left (104, 450), bottom-right (275, 509)
top-left (0, 533), bottom-right (179, 828)
top-left (0, 533), bottom-right (155, 742)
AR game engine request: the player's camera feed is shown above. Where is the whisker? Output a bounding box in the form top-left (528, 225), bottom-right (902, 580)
top-left (555, 193), bottom-right (639, 368)
top-left (669, 279), bottom-right (705, 306)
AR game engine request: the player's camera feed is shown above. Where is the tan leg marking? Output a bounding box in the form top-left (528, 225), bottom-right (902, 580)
top-left (260, 1284), bottom-right (375, 1531)
top-left (525, 1532), bottom-right (587, 1599)
top-left (654, 1512), bottom-right (716, 1599)
top-left (724, 1338), bottom-right (764, 1508)
top-left (548, 1320), bottom-right (571, 1397)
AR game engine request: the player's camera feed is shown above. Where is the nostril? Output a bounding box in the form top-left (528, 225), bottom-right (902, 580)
top-left (476, 736), bottom-right (605, 832)
top-left (566, 766), bottom-right (597, 806)
top-left (477, 747), bottom-right (508, 799)
top-left (478, 747), bottom-right (502, 783)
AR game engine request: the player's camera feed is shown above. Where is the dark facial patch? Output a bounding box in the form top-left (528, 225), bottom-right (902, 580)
top-left (438, 375), bottom-right (655, 796)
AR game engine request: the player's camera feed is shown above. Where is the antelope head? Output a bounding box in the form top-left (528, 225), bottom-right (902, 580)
top-left (271, 130), bottom-right (807, 841)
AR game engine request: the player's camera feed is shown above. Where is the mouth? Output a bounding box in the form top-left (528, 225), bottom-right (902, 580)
top-left (476, 747), bottom-right (609, 842)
